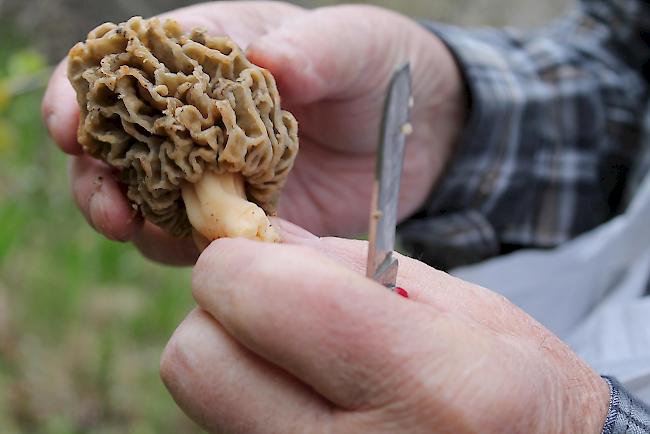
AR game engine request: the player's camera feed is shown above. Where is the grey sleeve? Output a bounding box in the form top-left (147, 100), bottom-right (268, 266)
top-left (602, 377), bottom-right (650, 434)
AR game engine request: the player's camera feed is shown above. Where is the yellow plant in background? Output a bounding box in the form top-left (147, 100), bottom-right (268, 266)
top-left (6, 49), bottom-right (47, 76)
top-left (0, 82), bottom-right (8, 111)
top-left (0, 119), bottom-right (16, 155)
top-left (0, 74), bottom-right (13, 155)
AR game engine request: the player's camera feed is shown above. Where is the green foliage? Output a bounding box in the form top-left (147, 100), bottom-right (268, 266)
top-left (6, 50), bottom-right (47, 77)
top-left (0, 43), bottom-right (200, 433)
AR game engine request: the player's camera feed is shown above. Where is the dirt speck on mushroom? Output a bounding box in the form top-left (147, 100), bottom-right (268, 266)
top-left (67, 17), bottom-right (299, 245)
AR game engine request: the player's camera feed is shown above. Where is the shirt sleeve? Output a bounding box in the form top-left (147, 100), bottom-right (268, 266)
top-left (603, 377), bottom-right (650, 434)
top-left (399, 0), bottom-right (649, 270)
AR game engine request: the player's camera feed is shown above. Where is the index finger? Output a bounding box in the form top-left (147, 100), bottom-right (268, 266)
top-left (42, 59), bottom-right (82, 154)
top-left (192, 238), bottom-right (435, 411)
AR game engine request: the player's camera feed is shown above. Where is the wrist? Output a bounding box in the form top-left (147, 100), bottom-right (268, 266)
top-left (547, 358), bottom-right (610, 434)
top-left (565, 369), bottom-right (610, 434)
top-left (491, 337), bottom-right (611, 434)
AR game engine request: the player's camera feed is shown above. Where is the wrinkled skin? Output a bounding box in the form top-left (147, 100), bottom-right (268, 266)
top-left (160, 220), bottom-right (610, 434)
top-left (42, 1), bottom-right (465, 265)
top-left (43, 3), bottom-right (610, 433)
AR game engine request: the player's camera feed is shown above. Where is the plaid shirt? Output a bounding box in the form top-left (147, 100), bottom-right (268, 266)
top-left (402, 0), bottom-right (649, 271)
top-left (404, 0), bottom-right (650, 432)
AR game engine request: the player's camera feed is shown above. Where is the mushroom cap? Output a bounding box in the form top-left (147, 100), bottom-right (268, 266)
top-left (67, 17), bottom-right (299, 237)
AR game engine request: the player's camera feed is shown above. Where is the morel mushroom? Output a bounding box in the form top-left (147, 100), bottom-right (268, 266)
top-left (67, 17), bottom-right (299, 245)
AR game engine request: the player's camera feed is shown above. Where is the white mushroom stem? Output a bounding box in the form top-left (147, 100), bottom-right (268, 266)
top-left (181, 171), bottom-right (280, 249)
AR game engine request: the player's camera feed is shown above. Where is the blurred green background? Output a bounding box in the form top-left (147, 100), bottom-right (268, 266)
top-left (0, 0), bottom-right (568, 432)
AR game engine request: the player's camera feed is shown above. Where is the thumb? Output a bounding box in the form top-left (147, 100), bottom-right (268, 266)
top-left (271, 217), bottom-right (320, 243)
top-left (272, 218), bottom-right (376, 279)
top-left (246, 5), bottom-right (402, 105)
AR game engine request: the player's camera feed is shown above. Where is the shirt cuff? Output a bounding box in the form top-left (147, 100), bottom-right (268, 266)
top-left (419, 22), bottom-right (525, 216)
top-left (399, 23), bottom-right (525, 268)
top-left (602, 376), bottom-right (650, 434)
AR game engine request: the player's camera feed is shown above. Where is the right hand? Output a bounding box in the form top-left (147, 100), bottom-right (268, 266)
top-left (42, 1), bottom-right (467, 265)
top-left (160, 227), bottom-right (610, 434)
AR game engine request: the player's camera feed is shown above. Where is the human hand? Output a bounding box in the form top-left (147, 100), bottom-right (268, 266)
top-left (42, 1), bottom-right (467, 265)
top-left (160, 220), bottom-right (609, 434)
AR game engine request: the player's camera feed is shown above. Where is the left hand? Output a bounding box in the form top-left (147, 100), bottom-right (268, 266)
top-left (42, 2), bottom-right (466, 265)
top-left (160, 221), bottom-right (610, 434)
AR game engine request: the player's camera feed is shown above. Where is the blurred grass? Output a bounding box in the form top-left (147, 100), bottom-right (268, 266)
top-left (0, 23), bottom-right (199, 434)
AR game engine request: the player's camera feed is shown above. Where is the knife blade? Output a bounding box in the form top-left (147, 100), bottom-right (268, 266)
top-left (366, 63), bottom-right (412, 289)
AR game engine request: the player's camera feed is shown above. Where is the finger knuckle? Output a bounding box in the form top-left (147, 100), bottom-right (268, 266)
top-left (160, 318), bottom-right (200, 392)
top-left (159, 337), bottom-right (185, 393)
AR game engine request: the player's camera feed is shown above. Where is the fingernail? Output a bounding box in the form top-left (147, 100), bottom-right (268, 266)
top-left (88, 176), bottom-right (115, 239)
top-left (88, 186), bottom-right (105, 234)
top-left (270, 217), bottom-right (318, 243)
top-left (45, 113), bottom-right (57, 136)
top-left (276, 43), bottom-right (310, 72)
top-left (250, 37), bottom-right (312, 78)
top-left (90, 188), bottom-right (134, 242)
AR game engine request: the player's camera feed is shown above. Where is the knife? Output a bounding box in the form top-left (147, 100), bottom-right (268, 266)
top-left (366, 63), bottom-right (412, 290)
